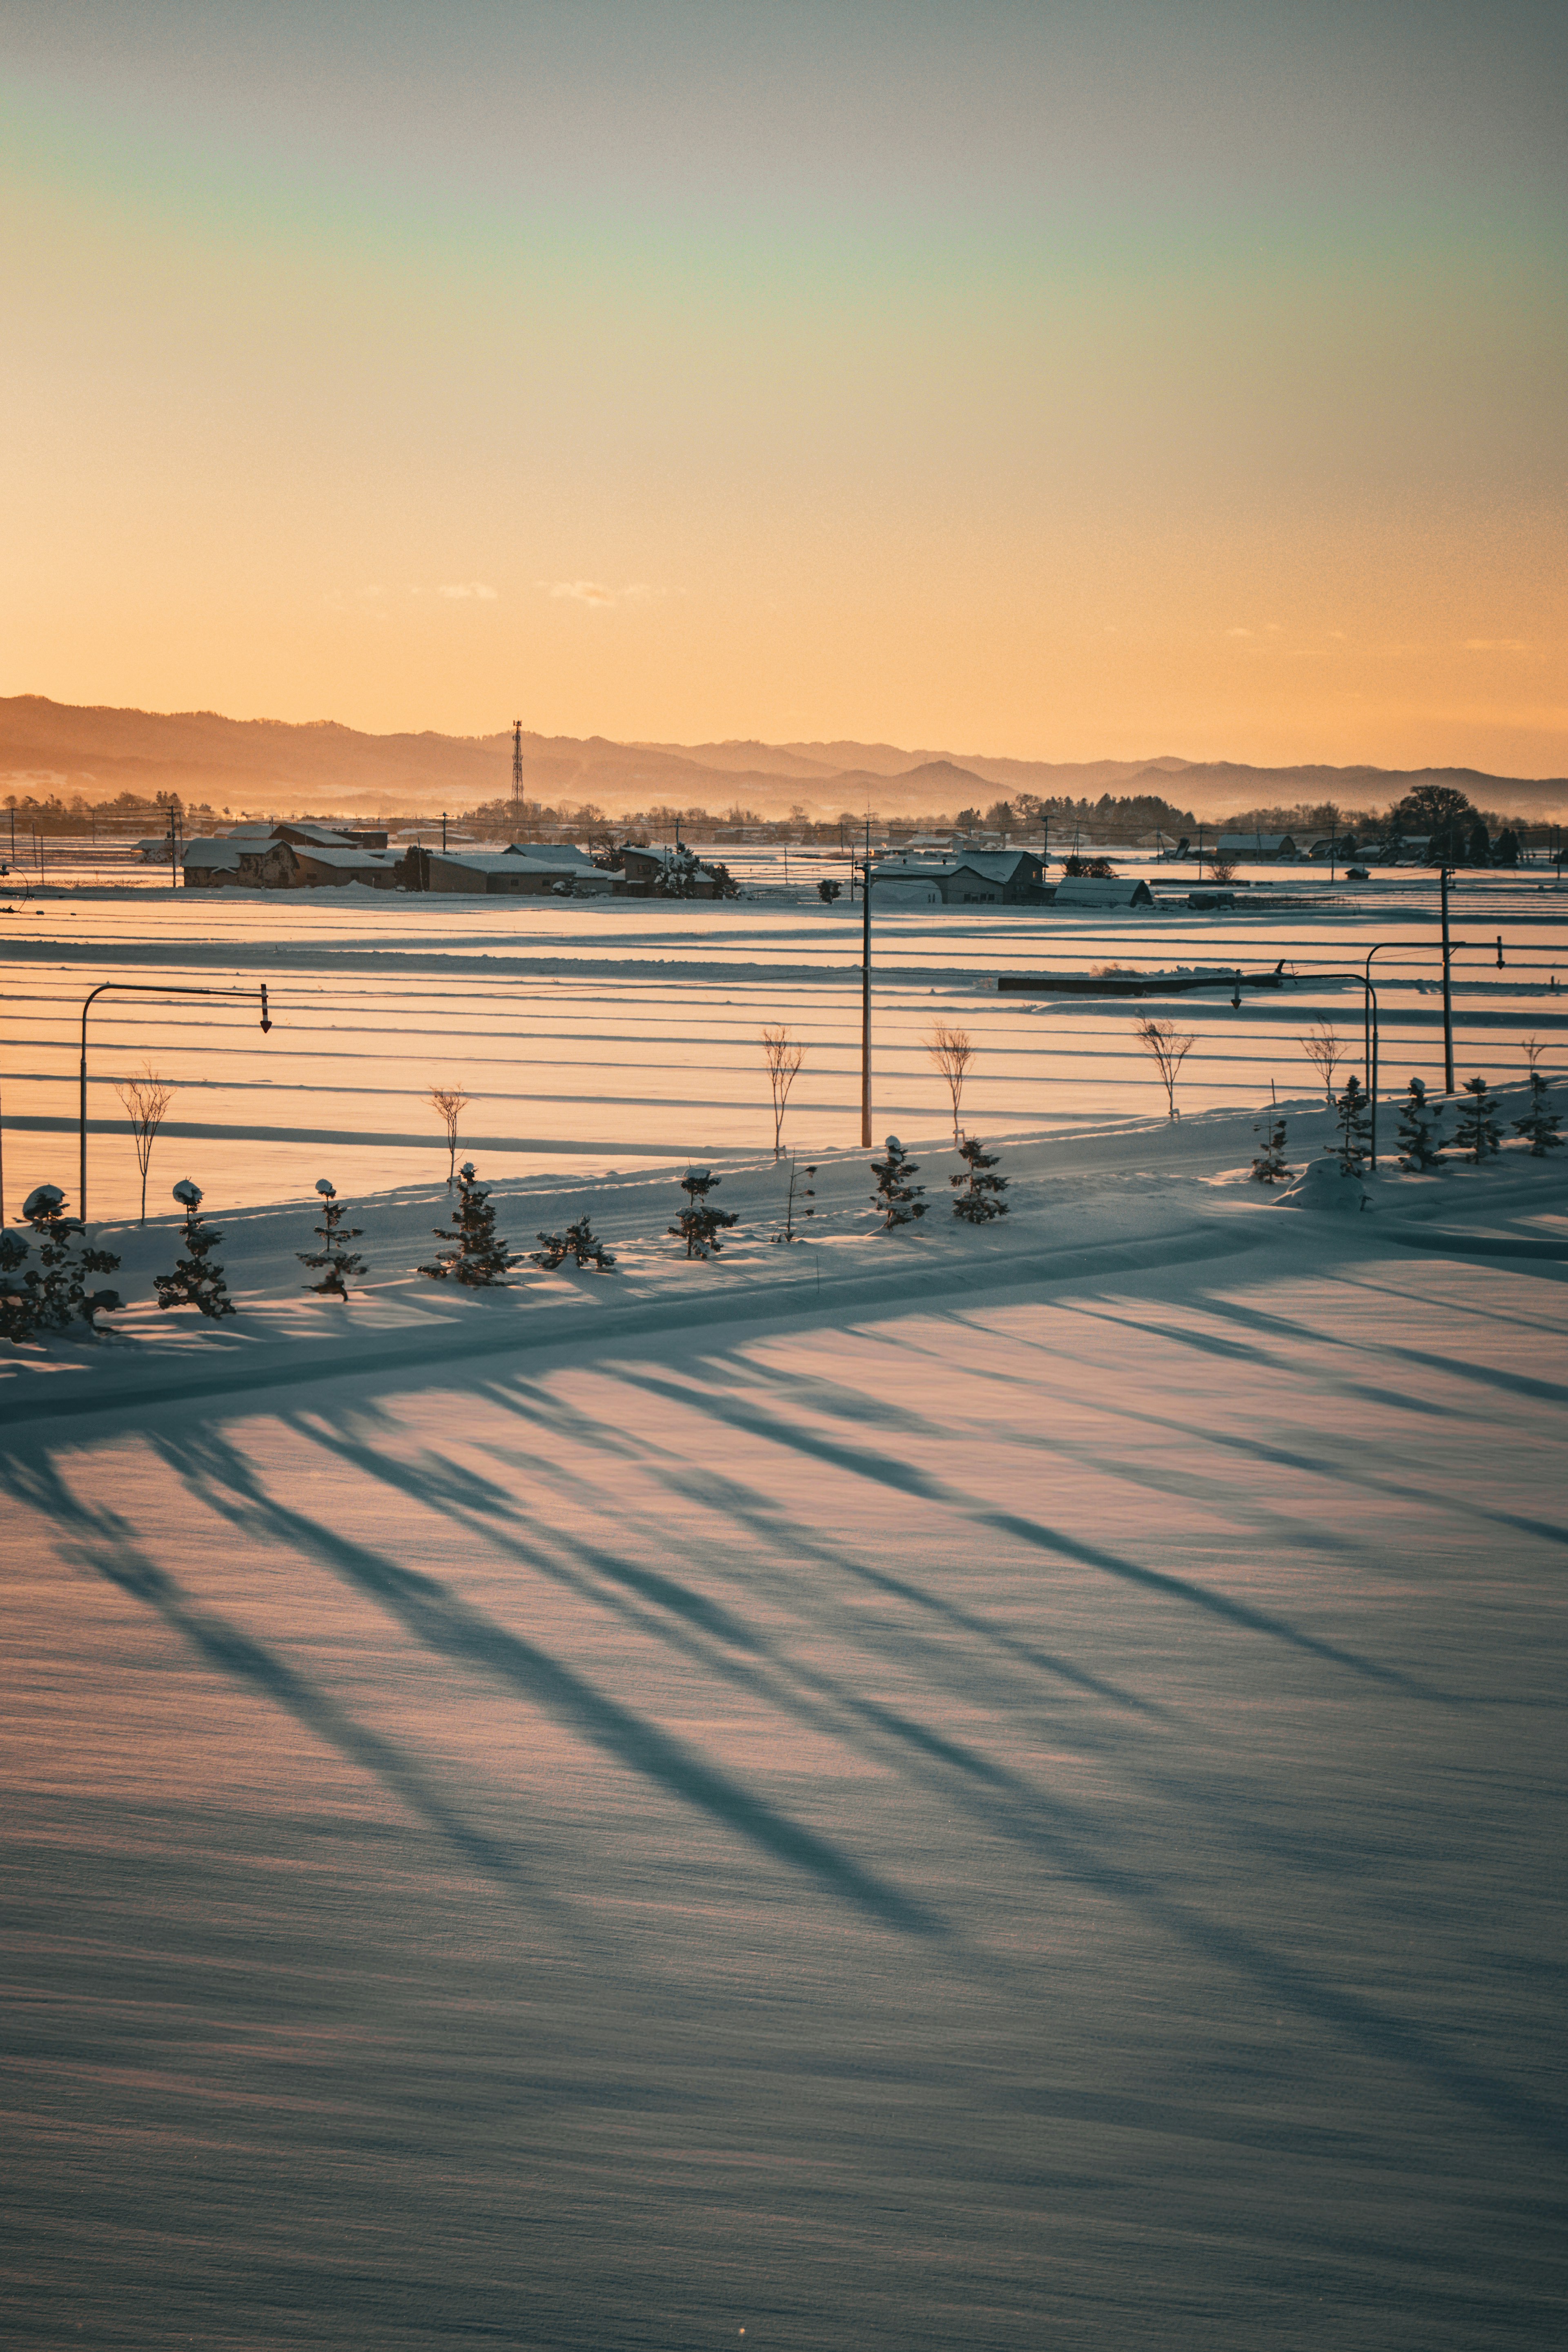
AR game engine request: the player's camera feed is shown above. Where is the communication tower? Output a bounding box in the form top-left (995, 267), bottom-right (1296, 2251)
top-left (511, 719), bottom-right (524, 836)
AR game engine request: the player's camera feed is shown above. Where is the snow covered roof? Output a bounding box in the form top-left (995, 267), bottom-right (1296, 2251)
top-left (428, 851), bottom-right (563, 875)
top-left (1054, 876), bottom-right (1156, 906)
top-left (952, 850), bottom-right (1039, 879)
top-left (181, 839), bottom-right (243, 869)
top-left (501, 841), bottom-right (598, 868)
top-left (872, 849), bottom-right (1040, 885)
top-left (1216, 833), bottom-right (1297, 855)
top-left (290, 845), bottom-right (400, 870)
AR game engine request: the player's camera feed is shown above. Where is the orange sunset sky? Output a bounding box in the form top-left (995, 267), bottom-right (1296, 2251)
top-left (4, 1), bottom-right (1565, 771)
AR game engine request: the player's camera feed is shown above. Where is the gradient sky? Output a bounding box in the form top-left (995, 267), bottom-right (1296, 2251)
top-left (4, 0), bottom-right (1565, 768)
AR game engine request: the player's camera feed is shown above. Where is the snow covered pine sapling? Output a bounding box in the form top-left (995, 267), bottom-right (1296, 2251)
top-left (1396, 1078), bottom-right (1446, 1171)
top-left (0, 1183), bottom-right (122, 1343)
top-left (951, 1137), bottom-right (1009, 1221)
top-left (532, 1216), bottom-right (617, 1270)
top-left (1454, 1076), bottom-right (1502, 1165)
top-left (669, 1167), bottom-right (738, 1259)
top-left (1250, 1111), bottom-right (1292, 1183)
top-left (871, 1136), bottom-right (927, 1231)
top-left (298, 1178), bottom-right (367, 1298)
top-left (155, 1179), bottom-right (236, 1318)
top-left (1325, 1075), bottom-right (1372, 1179)
top-left (420, 1162), bottom-right (521, 1285)
top-left (1513, 1067), bottom-right (1563, 1157)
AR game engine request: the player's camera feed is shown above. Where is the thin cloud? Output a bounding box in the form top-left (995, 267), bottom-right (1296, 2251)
top-left (437, 582), bottom-right (499, 600)
top-left (543, 580), bottom-right (656, 608)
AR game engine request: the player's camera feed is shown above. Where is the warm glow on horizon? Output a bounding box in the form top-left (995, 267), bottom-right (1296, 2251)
top-left (3, 2), bottom-right (1565, 772)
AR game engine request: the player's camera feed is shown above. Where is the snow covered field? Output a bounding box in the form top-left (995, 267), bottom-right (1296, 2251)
top-left (3, 866), bottom-right (1565, 1221)
top-left (3, 880), bottom-right (1566, 2347)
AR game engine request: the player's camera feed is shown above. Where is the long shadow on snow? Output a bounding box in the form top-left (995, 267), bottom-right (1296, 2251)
top-left (468, 1373), bottom-right (1167, 1718)
top-left (285, 1413), bottom-right (1033, 1809)
top-left (142, 1423), bottom-right (941, 1939)
top-left (987, 1298), bottom-right (1568, 1574)
top-left (610, 1361), bottom-right (1431, 1696)
top-left (0, 1454), bottom-right (574, 1925)
top-left (268, 1394), bottom-right (1568, 2152)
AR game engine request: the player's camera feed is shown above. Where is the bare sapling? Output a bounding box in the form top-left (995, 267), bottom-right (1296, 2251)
top-left (772, 1158), bottom-right (817, 1243)
top-left (761, 1027), bottom-right (806, 1158)
top-left (1136, 1018), bottom-right (1196, 1121)
top-left (428, 1084), bottom-right (469, 1186)
top-left (1300, 1021), bottom-right (1342, 1104)
top-left (115, 1065), bottom-right (176, 1224)
top-left (925, 1022), bottom-right (974, 1146)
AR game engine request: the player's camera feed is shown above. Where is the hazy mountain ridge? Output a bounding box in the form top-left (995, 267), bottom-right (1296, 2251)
top-left (3, 696), bottom-right (1564, 819)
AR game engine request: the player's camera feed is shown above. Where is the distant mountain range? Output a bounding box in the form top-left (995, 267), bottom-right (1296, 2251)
top-left (3, 695), bottom-right (1564, 820)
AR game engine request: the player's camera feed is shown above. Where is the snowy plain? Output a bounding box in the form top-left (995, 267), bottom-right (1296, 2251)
top-left (2, 868), bottom-right (1566, 2349)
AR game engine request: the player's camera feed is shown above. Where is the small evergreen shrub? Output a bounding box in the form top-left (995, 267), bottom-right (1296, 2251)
top-left (871, 1136), bottom-right (928, 1231)
top-left (1396, 1078), bottom-right (1446, 1172)
top-left (299, 1178), bottom-right (367, 1298)
top-left (1454, 1077), bottom-right (1502, 1165)
top-left (532, 1216), bottom-right (617, 1270)
top-left (669, 1168), bottom-right (738, 1259)
top-left (1250, 1112), bottom-right (1291, 1184)
top-left (420, 1163), bottom-right (521, 1285)
top-left (0, 1185), bottom-right (122, 1343)
top-left (155, 1179), bottom-right (236, 1318)
top-left (1325, 1076), bottom-right (1372, 1180)
top-left (1513, 1070), bottom-right (1563, 1158)
top-left (951, 1137), bottom-right (1009, 1221)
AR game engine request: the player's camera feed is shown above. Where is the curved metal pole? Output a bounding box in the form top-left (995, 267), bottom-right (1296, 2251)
top-left (1363, 935), bottom-right (1499, 1116)
top-left (1297, 969), bottom-right (1379, 1168)
top-left (78, 981), bottom-right (271, 1223)
top-left (857, 813), bottom-right (879, 1146)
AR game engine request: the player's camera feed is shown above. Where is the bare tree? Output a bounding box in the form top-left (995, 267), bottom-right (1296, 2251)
top-left (1136, 1018), bottom-right (1196, 1120)
top-left (427, 1085), bottom-right (469, 1186)
top-left (114, 1065), bottom-right (175, 1224)
top-left (1209, 853), bottom-right (1238, 885)
top-left (1522, 1034), bottom-right (1545, 1070)
top-left (761, 1027), bottom-right (806, 1158)
top-left (1300, 1021), bottom-right (1343, 1104)
top-left (925, 1022), bottom-right (974, 1146)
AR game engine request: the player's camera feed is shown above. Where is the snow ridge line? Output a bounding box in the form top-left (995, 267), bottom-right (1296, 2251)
top-left (3, 1219), bottom-right (1261, 1432)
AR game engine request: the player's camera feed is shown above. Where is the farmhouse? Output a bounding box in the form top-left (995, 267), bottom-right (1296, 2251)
top-left (871, 850), bottom-right (1048, 906)
top-left (619, 844), bottom-right (728, 897)
top-left (180, 839), bottom-right (244, 886)
top-left (1052, 876), bottom-right (1156, 908)
top-left (421, 847), bottom-right (617, 895)
top-left (290, 845), bottom-right (403, 889)
top-left (1215, 832), bottom-right (1299, 861)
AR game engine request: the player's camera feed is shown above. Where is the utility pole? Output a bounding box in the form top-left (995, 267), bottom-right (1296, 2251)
top-left (511, 719), bottom-right (524, 838)
top-left (860, 815), bottom-right (873, 1146)
top-left (1440, 862), bottom-right (1455, 1093)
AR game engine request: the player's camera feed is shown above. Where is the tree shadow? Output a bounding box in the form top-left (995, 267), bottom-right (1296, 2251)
top-left (0, 1452), bottom-right (580, 1933)
top-left (140, 1422), bottom-right (944, 1940)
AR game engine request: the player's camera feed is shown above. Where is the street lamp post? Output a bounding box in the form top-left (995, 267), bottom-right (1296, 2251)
top-left (1439, 863), bottom-right (1455, 1093)
top-left (78, 981), bottom-right (272, 1223)
top-left (860, 817), bottom-right (875, 1146)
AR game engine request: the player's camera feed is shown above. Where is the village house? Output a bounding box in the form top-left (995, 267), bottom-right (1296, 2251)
top-left (1215, 832), bottom-right (1299, 861)
top-left (619, 844), bottom-right (726, 897)
top-left (1053, 875), bottom-right (1156, 908)
top-left (418, 844), bottom-right (616, 895)
top-left (870, 849), bottom-right (1049, 907)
